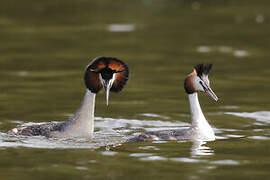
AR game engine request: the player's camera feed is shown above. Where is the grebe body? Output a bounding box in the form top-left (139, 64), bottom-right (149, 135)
top-left (129, 64), bottom-right (218, 142)
top-left (9, 57), bottom-right (129, 138)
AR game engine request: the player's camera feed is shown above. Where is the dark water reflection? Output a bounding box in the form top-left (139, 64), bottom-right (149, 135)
top-left (0, 0), bottom-right (270, 179)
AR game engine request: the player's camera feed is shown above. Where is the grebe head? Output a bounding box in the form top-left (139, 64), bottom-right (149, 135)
top-left (84, 57), bottom-right (129, 105)
top-left (184, 63), bottom-right (218, 101)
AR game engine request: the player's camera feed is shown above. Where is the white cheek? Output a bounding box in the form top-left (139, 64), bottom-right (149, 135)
top-left (201, 75), bottom-right (210, 86)
top-left (99, 74), bottom-right (105, 84)
top-left (109, 74), bottom-right (116, 87)
top-left (194, 76), bottom-right (204, 91)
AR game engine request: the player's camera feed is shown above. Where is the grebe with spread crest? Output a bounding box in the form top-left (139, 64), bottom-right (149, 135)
top-left (9, 57), bottom-right (129, 138)
top-left (129, 63), bottom-right (218, 142)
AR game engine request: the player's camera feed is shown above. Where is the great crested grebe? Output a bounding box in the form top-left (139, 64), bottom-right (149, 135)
top-left (9, 57), bottom-right (129, 138)
top-left (129, 63), bottom-right (218, 142)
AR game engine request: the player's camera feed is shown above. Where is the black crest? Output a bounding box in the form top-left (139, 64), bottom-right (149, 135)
top-left (194, 63), bottom-right (213, 77)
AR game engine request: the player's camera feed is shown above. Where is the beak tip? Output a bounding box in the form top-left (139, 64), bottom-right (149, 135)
top-left (205, 87), bottom-right (218, 102)
top-left (105, 88), bottom-right (110, 106)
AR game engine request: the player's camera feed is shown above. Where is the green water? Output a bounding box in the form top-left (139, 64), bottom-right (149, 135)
top-left (0, 0), bottom-right (270, 179)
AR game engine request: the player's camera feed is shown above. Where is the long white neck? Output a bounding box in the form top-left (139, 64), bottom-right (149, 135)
top-left (62, 89), bottom-right (96, 137)
top-left (188, 93), bottom-right (215, 140)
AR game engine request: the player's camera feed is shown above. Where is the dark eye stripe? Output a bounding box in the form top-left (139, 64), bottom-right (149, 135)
top-left (199, 81), bottom-right (207, 91)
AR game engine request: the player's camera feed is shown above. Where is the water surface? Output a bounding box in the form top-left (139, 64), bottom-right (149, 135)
top-left (0, 0), bottom-right (270, 179)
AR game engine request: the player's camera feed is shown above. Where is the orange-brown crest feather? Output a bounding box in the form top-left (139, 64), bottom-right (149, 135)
top-left (184, 70), bottom-right (196, 94)
top-left (90, 58), bottom-right (107, 70)
top-left (109, 59), bottom-right (129, 92)
top-left (108, 60), bottom-right (125, 71)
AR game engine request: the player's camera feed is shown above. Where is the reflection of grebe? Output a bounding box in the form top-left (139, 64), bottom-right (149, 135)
top-left (9, 57), bottom-right (129, 138)
top-left (191, 140), bottom-right (214, 157)
top-left (129, 64), bottom-right (218, 142)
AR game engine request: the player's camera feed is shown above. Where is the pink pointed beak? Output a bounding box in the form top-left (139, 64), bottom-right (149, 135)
top-left (205, 86), bottom-right (218, 101)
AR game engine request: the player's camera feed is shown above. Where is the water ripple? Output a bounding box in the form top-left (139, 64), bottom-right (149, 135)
top-left (138, 146), bottom-right (160, 150)
top-left (129, 153), bottom-right (153, 157)
top-left (225, 111), bottom-right (270, 124)
top-left (210, 160), bottom-right (239, 165)
top-left (170, 157), bottom-right (207, 163)
top-left (1, 111), bottom-right (256, 149)
top-left (107, 24), bottom-right (135, 32)
top-left (140, 156), bottom-right (168, 161)
top-left (248, 136), bottom-right (270, 140)
top-left (101, 151), bottom-right (118, 156)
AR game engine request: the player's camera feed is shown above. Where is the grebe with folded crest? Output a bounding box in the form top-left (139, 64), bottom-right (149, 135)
top-left (9, 57), bottom-right (129, 138)
top-left (129, 64), bottom-right (218, 142)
